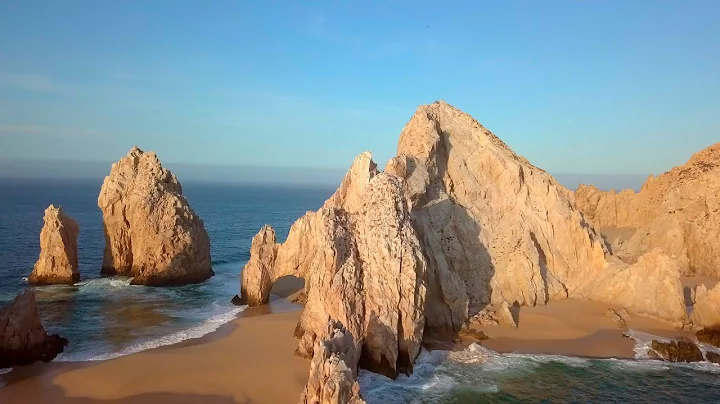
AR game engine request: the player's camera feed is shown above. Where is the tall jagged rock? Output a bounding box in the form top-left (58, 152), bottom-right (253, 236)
top-left (29, 205), bottom-right (80, 285)
top-left (98, 147), bottom-right (212, 286)
top-left (241, 152), bottom-right (427, 378)
top-left (0, 291), bottom-right (68, 368)
top-left (300, 320), bottom-right (365, 404)
top-left (575, 143), bottom-right (720, 276)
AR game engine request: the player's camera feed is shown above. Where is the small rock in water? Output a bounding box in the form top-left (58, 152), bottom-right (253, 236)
top-left (696, 328), bottom-right (720, 348)
top-left (649, 338), bottom-right (704, 363)
top-left (230, 295), bottom-right (245, 306)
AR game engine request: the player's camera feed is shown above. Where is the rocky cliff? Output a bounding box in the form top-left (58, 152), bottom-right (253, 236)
top-left (240, 101), bottom-right (690, 403)
top-left (0, 291), bottom-right (68, 368)
top-left (575, 143), bottom-right (720, 276)
top-left (98, 147), bottom-right (213, 286)
top-left (29, 205), bottom-right (80, 285)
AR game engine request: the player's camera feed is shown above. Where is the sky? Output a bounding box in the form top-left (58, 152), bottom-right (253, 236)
top-left (0, 0), bottom-right (718, 186)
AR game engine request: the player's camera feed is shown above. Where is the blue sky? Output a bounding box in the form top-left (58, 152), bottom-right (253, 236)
top-left (0, 0), bottom-right (718, 179)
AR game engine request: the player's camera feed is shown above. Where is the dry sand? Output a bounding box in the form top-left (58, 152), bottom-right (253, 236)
top-left (0, 305), bottom-right (308, 404)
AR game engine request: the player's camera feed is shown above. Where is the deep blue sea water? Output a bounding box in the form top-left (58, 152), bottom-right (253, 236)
top-left (2, 178), bottom-right (720, 402)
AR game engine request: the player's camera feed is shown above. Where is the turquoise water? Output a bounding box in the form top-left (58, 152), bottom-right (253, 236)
top-left (0, 178), bottom-right (333, 362)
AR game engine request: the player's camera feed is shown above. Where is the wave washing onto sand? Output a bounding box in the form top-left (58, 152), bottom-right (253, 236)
top-left (359, 338), bottom-right (720, 403)
top-left (56, 303), bottom-right (245, 362)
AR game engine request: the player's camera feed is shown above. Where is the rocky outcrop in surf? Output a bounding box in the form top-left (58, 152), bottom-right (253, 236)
top-left (648, 338), bottom-right (704, 363)
top-left (300, 320), bottom-right (365, 404)
top-left (575, 143), bottom-right (720, 277)
top-left (98, 147), bottom-right (212, 286)
top-left (0, 291), bottom-right (68, 368)
top-left (241, 101), bottom-right (690, 402)
top-left (29, 205), bottom-right (80, 285)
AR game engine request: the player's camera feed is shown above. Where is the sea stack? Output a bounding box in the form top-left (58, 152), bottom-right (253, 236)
top-left (29, 205), bottom-right (80, 285)
top-left (575, 143), bottom-right (720, 277)
top-left (241, 101), bottom-right (689, 402)
top-left (0, 291), bottom-right (68, 368)
top-left (98, 146), bottom-right (212, 286)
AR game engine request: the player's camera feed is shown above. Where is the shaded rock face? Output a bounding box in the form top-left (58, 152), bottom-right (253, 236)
top-left (29, 205), bottom-right (80, 285)
top-left (648, 339), bottom-right (703, 363)
top-left (300, 320), bottom-right (365, 404)
top-left (575, 143), bottom-right (720, 277)
top-left (241, 153), bottom-right (427, 378)
top-left (0, 291), bottom-right (68, 368)
top-left (98, 147), bottom-right (212, 286)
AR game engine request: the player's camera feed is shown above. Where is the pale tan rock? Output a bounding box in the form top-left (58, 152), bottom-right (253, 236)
top-left (691, 283), bottom-right (720, 328)
top-left (29, 205), bottom-right (80, 285)
top-left (575, 143), bottom-right (720, 276)
top-left (98, 147), bottom-right (212, 286)
top-left (300, 320), bottom-right (365, 404)
top-left (241, 152), bottom-right (427, 378)
top-left (469, 302), bottom-right (517, 328)
top-left (0, 291), bottom-right (68, 368)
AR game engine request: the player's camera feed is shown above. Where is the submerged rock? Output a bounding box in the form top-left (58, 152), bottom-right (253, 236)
top-left (29, 205), bottom-right (80, 285)
top-left (575, 143), bottom-right (720, 277)
top-left (648, 339), bottom-right (704, 363)
top-left (300, 320), bottom-right (365, 404)
top-left (98, 147), bottom-right (212, 286)
top-left (0, 291), bottom-right (68, 368)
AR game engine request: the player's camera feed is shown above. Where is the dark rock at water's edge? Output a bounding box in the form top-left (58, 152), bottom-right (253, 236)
top-left (696, 328), bottom-right (720, 348)
top-left (231, 294), bottom-right (245, 306)
top-left (648, 339), bottom-right (704, 363)
top-left (0, 291), bottom-right (68, 368)
top-left (707, 352), bottom-right (720, 364)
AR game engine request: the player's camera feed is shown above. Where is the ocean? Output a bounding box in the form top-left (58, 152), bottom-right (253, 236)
top-left (1, 178), bottom-right (719, 402)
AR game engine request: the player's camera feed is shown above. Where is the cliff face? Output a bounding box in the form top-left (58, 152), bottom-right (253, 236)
top-left (240, 101), bottom-right (689, 403)
top-left (29, 205), bottom-right (80, 285)
top-left (0, 291), bottom-right (68, 368)
top-left (98, 147), bottom-right (213, 286)
top-left (575, 143), bottom-right (720, 276)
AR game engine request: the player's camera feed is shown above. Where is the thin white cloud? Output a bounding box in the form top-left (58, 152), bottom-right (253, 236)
top-left (0, 72), bottom-right (70, 93)
top-left (0, 125), bottom-right (103, 138)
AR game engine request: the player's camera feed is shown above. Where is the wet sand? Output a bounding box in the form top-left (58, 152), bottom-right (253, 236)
top-left (0, 306), bottom-right (308, 404)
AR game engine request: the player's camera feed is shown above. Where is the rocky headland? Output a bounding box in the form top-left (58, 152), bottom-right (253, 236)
top-left (28, 205), bottom-right (80, 285)
top-left (98, 146), bottom-right (213, 286)
top-left (240, 101), bottom-right (704, 402)
top-left (0, 291), bottom-right (68, 368)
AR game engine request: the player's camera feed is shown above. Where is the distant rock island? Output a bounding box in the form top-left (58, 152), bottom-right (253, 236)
top-left (98, 146), bottom-right (213, 286)
top-left (240, 101), bottom-right (718, 402)
top-left (29, 205), bottom-right (80, 285)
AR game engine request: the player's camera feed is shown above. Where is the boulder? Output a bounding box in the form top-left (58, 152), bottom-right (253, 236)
top-left (648, 339), bottom-right (703, 363)
top-left (241, 153), bottom-right (427, 378)
top-left (299, 320), bottom-right (365, 404)
top-left (575, 143), bottom-right (720, 277)
top-left (691, 284), bottom-right (720, 328)
top-left (0, 291), bottom-right (68, 368)
top-left (696, 328), bottom-right (720, 348)
top-left (98, 147), bottom-right (212, 286)
top-left (706, 352), bottom-right (720, 364)
top-left (29, 205), bottom-right (80, 285)
top-left (468, 302), bottom-right (517, 328)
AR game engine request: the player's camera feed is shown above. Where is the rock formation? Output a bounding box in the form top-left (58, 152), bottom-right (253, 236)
top-left (468, 302), bottom-right (517, 328)
top-left (240, 101), bottom-right (692, 402)
top-left (300, 320), bottom-right (365, 404)
top-left (696, 328), bottom-right (720, 348)
top-left (690, 284), bottom-right (720, 328)
top-left (29, 205), bottom-right (80, 285)
top-left (241, 153), bottom-right (427, 378)
top-left (0, 291), bottom-right (68, 368)
top-left (575, 143), bottom-right (720, 276)
top-left (648, 338), bottom-right (704, 363)
top-left (98, 147), bottom-right (212, 286)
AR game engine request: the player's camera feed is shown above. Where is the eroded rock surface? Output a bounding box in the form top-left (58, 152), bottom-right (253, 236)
top-left (468, 302), bottom-right (517, 328)
top-left (0, 291), bottom-right (68, 368)
top-left (98, 147), bottom-right (212, 286)
top-left (648, 339), bottom-right (703, 363)
top-left (696, 328), bottom-right (720, 348)
top-left (691, 284), bottom-right (720, 328)
top-left (575, 143), bottom-right (720, 276)
top-left (29, 205), bottom-right (80, 285)
top-left (300, 320), bottom-right (365, 404)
